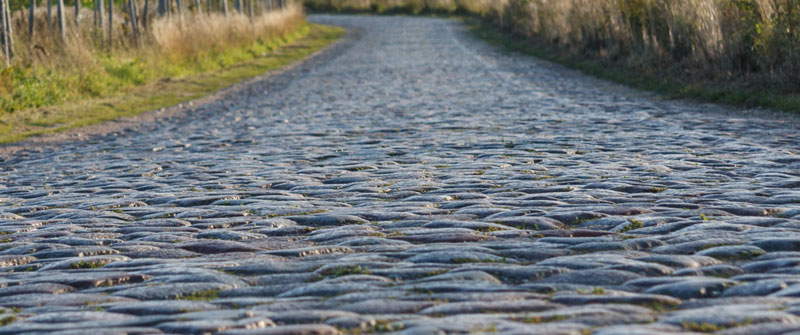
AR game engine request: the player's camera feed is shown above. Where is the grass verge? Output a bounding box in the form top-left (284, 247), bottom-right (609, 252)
top-left (462, 17), bottom-right (800, 114)
top-left (0, 23), bottom-right (345, 144)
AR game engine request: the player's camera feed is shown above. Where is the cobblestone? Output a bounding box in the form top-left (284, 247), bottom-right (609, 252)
top-left (1, 14), bottom-right (800, 334)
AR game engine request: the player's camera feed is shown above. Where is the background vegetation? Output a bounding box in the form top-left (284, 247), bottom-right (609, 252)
top-left (0, 23), bottom-right (344, 144)
top-left (306, 0), bottom-right (800, 110)
top-left (0, 0), bottom-right (301, 113)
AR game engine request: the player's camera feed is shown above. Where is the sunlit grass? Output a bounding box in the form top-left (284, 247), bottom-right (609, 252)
top-left (0, 23), bottom-right (346, 143)
top-left (0, 5), bottom-right (305, 113)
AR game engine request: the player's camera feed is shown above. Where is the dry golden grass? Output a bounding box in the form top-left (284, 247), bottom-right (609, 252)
top-left (0, 23), bottom-right (345, 144)
top-left (151, 8), bottom-right (303, 62)
top-left (13, 3), bottom-right (305, 63)
top-left (1, 4), bottom-right (305, 112)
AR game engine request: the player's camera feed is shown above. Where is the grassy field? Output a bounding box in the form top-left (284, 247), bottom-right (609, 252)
top-left (0, 23), bottom-right (346, 144)
top-left (305, 0), bottom-right (800, 113)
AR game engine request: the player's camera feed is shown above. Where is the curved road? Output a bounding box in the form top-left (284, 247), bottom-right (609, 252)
top-left (2, 15), bottom-right (800, 335)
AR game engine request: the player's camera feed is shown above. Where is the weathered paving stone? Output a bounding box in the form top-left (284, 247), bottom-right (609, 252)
top-left (38, 255), bottom-right (131, 271)
top-left (696, 245), bottom-right (766, 260)
top-left (0, 293), bottom-right (138, 308)
top-left (0, 255), bottom-right (36, 267)
top-left (752, 238), bottom-right (800, 252)
top-left (287, 215), bottom-right (369, 227)
top-left (418, 299), bottom-right (559, 315)
top-left (0, 283), bottom-right (75, 297)
top-left (104, 300), bottom-right (219, 315)
top-left (660, 304), bottom-right (800, 330)
top-left (644, 278), bottom-right (738, 299)
top-left (539, 269), bottom-right (642, 286)
top-left (2, 13), bottom-right (800, 335)
top-left (405, 250), bottom-right (508, 264)
top-left (178, 240), bottom-right (262, 254)
top-left (22, 272), bottom-right (152, 289)
top-left (220, 324), bottom-right (339, 335)
top-left (112, 282), bottom-right (233, 300)
top-left (551, 293), bottom-right (681, 307)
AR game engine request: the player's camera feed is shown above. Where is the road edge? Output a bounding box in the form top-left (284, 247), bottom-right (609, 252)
top-left (0, 25), bottom-right (356, 157)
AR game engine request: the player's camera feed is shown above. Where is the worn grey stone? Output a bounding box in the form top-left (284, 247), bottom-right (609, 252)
top-left (1, 13), bottom-right (800, 335)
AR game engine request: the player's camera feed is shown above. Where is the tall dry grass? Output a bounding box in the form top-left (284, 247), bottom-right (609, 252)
top-left (1, 3), bottom-right (304, 111)
top-left (306, 0), bottom-right (800, 93)
top-left (151, 8), bottom-right (303, 62)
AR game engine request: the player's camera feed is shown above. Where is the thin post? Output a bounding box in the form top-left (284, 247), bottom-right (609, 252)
top-left (74, 0), bottom-right (79, 25)
top-left (247, 0), bottom-right (252, 18)
top-left (142, 0), bottom-right (148, 30)
top-left (128, 0), bottom-right (139, 46)
top-left (157, 0), bottom-right (163, 16)
top-left (29, 0), bottom-right (35, 41)
top-left (0, 0), bottom-right (8, 66)
top-left (96, 0), bottom-right (104, 29)
top-left (47, 0), bottom-right (52, 27)
top-left (56, 0), bottom-right (66, 39)
top-left (133, 0), bottom-right (140, 30)
top-left (193, 0), bottom-right (200, 14)
top-left (98, 0), bottom-right (104, 27)
top-left (3, 0), bottom-right (13, 60)
top-left (107, 0), bottom-right (112, 47)
top-left (221, 0), bottom-right (227, 17)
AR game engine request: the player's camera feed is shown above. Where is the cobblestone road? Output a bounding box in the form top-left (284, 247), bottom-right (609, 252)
top-left (2, 15), bottom-right (800, 335)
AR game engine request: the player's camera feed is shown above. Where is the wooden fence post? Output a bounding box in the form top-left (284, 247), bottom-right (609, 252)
top-left (133, 0), bottom-right (141, 31)
top-left (142, 0), bottom-right (148, 29)
top-left (56, 0), bottom-right (66, 39)
top-left (0, 0), bottom-right (8, 66)
top-left (97, 0), bottom-right (104, 30)
top-left (29, 0), bottom-right (35, 41)
top-left (128, 0), bottom-right (139, 46)
top-left (107, 0), bottom-right (112, 47)
top-left (47, 0), bottom-right (52, 27)
top-left (3, 0), bottom-right (13, 60)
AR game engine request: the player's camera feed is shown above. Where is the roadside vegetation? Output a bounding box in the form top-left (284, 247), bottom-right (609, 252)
top-left (1, 1), bottom-right (305, 113)
top-left (0, 0), bottom-right (345, 143)
top-left (0, 21), bottom-right (344, 143)
top-left (305, 0), bottom-right (800, 112)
